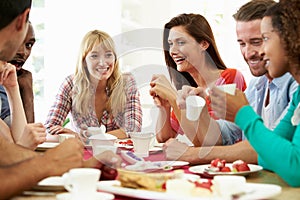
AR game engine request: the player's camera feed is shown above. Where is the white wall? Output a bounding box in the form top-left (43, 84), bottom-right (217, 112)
top-left (35, 0), bottom-right (122, 121)
top-left (29, 0), bottom-right (253, 128)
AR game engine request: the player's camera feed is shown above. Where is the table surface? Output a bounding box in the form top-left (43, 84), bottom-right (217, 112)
top-left (12, 144), bottom-right (300, 200)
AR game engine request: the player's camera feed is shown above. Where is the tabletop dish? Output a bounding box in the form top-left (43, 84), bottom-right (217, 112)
top-left (97, 180), bottom-right (281, 200)
top-left (35, 142), bottom-right (59, 151)
top-left (189, 164), bottom-right (263, 176)
top-left (32, 176), bottom-right (65, 191)
top-left (125, 160), bottom-right (189, 171)
top-left (149, 146), bottom-right (163, 153)
top-left (152, 161), bottom-right (189, 168)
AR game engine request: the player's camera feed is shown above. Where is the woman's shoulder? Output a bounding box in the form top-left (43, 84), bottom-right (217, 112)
top-left (121, 72), bottom-right (136, 82)
top-left (220, 68), bottom-right (246, 91)
top-left (222, 68), bottom-right (238, 74)
top-left (63, 74), bottom-right (74, 83)
top-left (222, 68), bottom-right (246, 78)
top-left (60, 74), bottom-right (75, 88)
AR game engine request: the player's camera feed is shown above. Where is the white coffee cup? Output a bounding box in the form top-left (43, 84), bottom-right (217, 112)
top-left (186, 96), bottom-right (206, 121)
top-left (213, 175), bottom-right (246, 198)
top-left (58, 134), bottom-right (75, 143)
top-left (129, 132), bottom-right (154, 157)
top-left (63, 168), bottom-right (101, 200)
top-left (84, 125), bottom-right (106, 137)
top-left (216, 83), bottom-right (237, 95)
top-left (89, 134), bottom-right (117, 150)
top-left (92, 145), bottom-right (117, 156)
top-left (83, 125), bottom-right (106, 145)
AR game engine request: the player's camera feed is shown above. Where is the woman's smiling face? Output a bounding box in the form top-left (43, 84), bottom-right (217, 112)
top-left (85, 43), bottom-right (115, 81)
top-left (260, 16), bottom-right (288, 78)
top-left (168, 26), bottom-right (204, 73)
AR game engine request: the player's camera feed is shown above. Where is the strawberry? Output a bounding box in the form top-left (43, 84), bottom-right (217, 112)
top-left (232, 160), bottom-right (250, 172)
top-left (210, 158), bottom-right (226, 168)
top-left (236, 163), bottom-right (250, 172)
top-left (220, 166), bottom-right (231, 172)
top-left (126, 139), bottom-right (133, 145)
top-left (194, 180), bottom-right (213, 190)
top-left (162, 182), bottom-right (166, 190)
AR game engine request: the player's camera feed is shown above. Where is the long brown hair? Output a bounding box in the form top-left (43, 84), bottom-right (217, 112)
top-left (163, 13), bottom-right (227, 90)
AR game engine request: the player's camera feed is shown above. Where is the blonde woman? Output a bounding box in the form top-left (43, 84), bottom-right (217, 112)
top-left (45, 30), bottom-right (142, 139)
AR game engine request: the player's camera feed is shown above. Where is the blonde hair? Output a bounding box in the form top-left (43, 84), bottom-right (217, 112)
top-left (72, 30), bottom-right (126, 117)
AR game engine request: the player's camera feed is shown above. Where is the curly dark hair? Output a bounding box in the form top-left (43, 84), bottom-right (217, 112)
top-left (264, 0), bottom-right (300, 68)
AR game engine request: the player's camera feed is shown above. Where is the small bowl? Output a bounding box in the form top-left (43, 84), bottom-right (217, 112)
top-left (89, 134), bottom-right (117, 149)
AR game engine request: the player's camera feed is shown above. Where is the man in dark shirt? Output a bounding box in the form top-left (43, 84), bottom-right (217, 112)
top-left (0, 22), bottom-right (35, 124)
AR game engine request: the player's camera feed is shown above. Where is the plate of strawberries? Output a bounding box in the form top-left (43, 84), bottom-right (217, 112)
top-left (189, 158), bottom-right (263, 176)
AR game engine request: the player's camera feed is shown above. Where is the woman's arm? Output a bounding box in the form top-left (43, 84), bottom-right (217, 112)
top-left (120, 73), bottom-right (142, 138)
top-left (1, 63), bottom-right (27, 143)
top-left (45, 76), bottom-right (73, 134)
top-left (150, 75), bottom-right (179, 142)
top-left (155, 99), bottom-right (178, 143)
top-left (236, 103), bottom-right (300, 187)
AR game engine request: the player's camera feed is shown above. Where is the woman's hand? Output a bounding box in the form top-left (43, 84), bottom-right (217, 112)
top-left (0, 63), bottom-right (18, 89)
top-left (17, 123), bottom-right (47, 150)
top-left (177, 85), bottom-right (207, 109)
top-left (49, 125), bottom-right (76, 135)
top-left (163, 138), bottom-right (190, 161)
top-left (149, 74), bottom-right (177, 108)
top-left (209, 87), bottom-right (249, 122)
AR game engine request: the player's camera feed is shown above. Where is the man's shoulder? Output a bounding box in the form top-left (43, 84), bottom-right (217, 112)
top-left (272, 72), bottom-right (295, 84)
top-left (247, 76), bottom-right (267, 88)
top-left (17, 69), bottom-right (32, 78)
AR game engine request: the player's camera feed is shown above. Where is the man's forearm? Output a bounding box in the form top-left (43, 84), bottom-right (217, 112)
top-left (0, 155), bottom-right (50, 199)
top-left (190, 141), bottom-right (258, 165)
top-left (0, 137), bottom-right (37, 166)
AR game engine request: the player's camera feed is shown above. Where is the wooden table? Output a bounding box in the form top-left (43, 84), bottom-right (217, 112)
top-left (12, 148), bottom-right (300, 200)
top-left (246, 170), bottom-right (300, 200)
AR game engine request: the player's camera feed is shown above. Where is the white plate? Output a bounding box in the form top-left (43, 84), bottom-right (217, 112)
top-left (151, 161), bottom-right (189, 167)
top-left (149, 146), bottom-right (163, 153)
top-left (239, 183), bottom-right (281, 200)
top-left (124, 161), bottom-right (189, 171)
top-left (189, 164), bottom-right (263, 176)
top-left (97, 180), bottom-right (204, 200)
top-left (36, 142), bottom-right (59, 151)
top-left (32, 176), bottom-right (65, 191)
top-left (97, 180), bottom-right (281, 200)
top-left (56, 191), bottom-right (114, 200)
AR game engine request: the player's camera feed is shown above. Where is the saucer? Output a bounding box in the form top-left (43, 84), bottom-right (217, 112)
top-left (56, 191), bottom-right (114, 200)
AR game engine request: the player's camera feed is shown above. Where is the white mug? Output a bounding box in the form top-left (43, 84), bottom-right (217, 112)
top-left (186, 96), bottom-right (206, 121)
top-left (84, 125), bottom-right (106, 138)
top-left (129, 132), bottom-right (154, 157)
top-left (63, 168), bottom-right (101, 200)
top-left (216, 83), bottom-right (237, 95)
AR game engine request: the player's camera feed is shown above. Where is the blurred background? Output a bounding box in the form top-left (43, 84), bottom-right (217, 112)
top-left (28, 0), bottom-right (252, 132)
